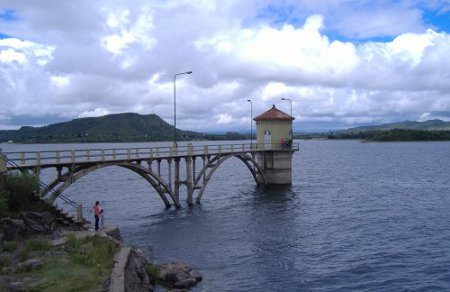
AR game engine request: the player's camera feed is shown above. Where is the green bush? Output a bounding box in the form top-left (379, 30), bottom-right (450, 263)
top-left (0, 191), bottom-right (8, 218)
top-left (2, 240), bottom-right (18, 252)
top-left (3, 172), bottom-right (39, 213)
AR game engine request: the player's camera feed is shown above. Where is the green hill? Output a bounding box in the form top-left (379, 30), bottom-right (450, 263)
top-left (327, 119), bottom-right (450, 141)
top-left (0, 113), bottom-right (246, 143)
top-left (343, 119), bottom-right (450, 133)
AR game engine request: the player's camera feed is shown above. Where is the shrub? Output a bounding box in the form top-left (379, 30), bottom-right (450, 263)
top-left (3, 172), bottom-right (39, 213)
top-left (2, 240), bottom-right (18, 252)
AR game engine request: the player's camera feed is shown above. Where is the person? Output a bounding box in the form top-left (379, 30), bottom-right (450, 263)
top-left (99, 209), bottom-right (105, 229)
top-left (93, 201), bottom-right (100, 231)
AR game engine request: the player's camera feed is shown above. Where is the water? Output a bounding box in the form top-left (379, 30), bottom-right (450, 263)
top-left (2, 140), bottom-right (450, 291)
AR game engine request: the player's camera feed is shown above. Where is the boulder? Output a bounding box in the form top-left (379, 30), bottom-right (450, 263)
top-left (175, 277), bottom-right (197, 289)
top-left (158, 262), bottom-right (201, 289)
top-left (1, 218), bottom-right (27, 240)
top-left (20, 211), bottom-right (55, 233)
top-left (189, 270), bottom-right (203, 282)
top-left (18, 258), bottom-right (44, 272)
top-left (124, 249), bottom-right (152, 292)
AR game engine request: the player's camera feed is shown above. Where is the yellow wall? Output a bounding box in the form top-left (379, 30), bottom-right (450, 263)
top-left (255, 120), bottom-right (292, 148)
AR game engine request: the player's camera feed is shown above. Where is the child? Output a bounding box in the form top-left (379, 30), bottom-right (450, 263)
top-left (99, 209), bottom-right (105, 229)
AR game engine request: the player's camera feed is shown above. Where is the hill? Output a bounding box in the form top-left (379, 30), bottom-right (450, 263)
top-left (0, 113), bottom-right (247, 143)
top-left (343, 119), bottom-right (450, 133)
top-left (326, 119), bottom-right (450, 141)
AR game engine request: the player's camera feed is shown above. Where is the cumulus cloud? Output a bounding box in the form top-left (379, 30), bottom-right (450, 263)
top-left (0, 0), bottom-right (450, 132)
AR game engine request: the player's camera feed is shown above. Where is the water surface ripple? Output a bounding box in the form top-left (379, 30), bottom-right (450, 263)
top-left (3, 140), bottom-right (450, 291)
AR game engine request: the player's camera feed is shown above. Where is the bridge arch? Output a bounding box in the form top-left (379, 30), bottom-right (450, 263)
top-left (194, 153), bottom-right (267, 203)
top-left (42, 162), bottom-right (178, 208)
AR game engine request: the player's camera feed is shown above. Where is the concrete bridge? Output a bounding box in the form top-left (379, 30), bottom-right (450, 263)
top-left (1, 142), bottom-right (299, 208)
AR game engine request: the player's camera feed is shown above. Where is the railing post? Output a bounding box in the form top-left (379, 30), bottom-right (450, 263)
top-left (203, 145), bottom-right (209, 155)
top-left (188, 143), bottom-right (193, 156)
top-left (156, 148), bottom-right (160, 157)
top-left (36, 151), bottom-right (41, 165)
top-left (0, 150), bottom-right (6, 190)
top-left (127, 149), bottom-right (131, 160)
top-left (172, 142), bottom-right (178, 156)
top-left (0, 151), bottom-right (6, 173)
top-left (112, 149), bottom-right (116, 160)
top-left (218, 145), bottom-right (222, 155)
top-left (135, 148), bottom-right (139, 159)
top-left (86, 150), bottom-right (90, 161)
top-left (242, 144), bottom-right (245, 152)
top-left (56, 151), bottom-right (60, 164)
top-left (149, 148), bottom-right (153, 159)
top-left (20, 152), bottom-right (25, 165)
top-left (71, 150), bottom-right (75, 163)
top-left (101, 150), bottom-right (105, 161)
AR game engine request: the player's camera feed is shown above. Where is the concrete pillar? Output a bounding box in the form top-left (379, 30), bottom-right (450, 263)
top-left (185, 157), bottom-right (194, 206)
top-left (174, 158), bottom-right (180, 203)
top-left (256, 150), bottom-right (294, 185)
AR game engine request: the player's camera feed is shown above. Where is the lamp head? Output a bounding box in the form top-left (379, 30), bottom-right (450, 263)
top-left (247, 99), bottom-right (251, 102)
top-left (186, 71), bottom-right (193, 74)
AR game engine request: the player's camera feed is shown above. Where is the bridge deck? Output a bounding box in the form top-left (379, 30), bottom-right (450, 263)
top-left (3, 142), bottom-right (299, 170)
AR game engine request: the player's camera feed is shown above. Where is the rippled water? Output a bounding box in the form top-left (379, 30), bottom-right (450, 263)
top-left (3, 140), bottom-right (450, 291)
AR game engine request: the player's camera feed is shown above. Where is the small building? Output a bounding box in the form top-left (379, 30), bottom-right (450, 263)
top-left (253, 105), bottom-right (296, 185)
top-left (253, 104), bottom-right (294, 150)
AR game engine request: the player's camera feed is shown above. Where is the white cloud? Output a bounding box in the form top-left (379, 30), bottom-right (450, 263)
top-left (0, 0), bottom-right (450, 132)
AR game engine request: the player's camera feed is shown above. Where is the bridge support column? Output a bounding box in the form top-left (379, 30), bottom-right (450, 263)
top-left (174, 158), bottom-right (180, 204)
top-left (185, 157), bottom-right (194, 206)
top-left (256, 150), bottom-right (294, 185)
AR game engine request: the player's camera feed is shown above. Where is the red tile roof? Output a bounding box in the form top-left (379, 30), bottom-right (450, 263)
top-left (253, 105), bottom-right (294, 121)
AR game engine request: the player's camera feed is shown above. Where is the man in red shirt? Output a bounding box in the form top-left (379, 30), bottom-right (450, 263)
top-left (93, 201), bottom-right (100, 231)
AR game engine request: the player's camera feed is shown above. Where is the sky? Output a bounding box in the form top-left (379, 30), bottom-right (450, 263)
top-left (1, 0), bottom-right (450, 133)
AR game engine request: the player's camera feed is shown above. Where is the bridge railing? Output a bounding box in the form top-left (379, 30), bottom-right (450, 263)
top-left (3, 142), bottom-right (299, 168)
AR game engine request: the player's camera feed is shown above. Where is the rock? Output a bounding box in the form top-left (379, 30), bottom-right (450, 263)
top-left (1, 218), bottom-right (27, 240)
top-left (175, 277), bottom-right (197, 289)
top-left (124, 249), bottom-right (152, 292)
top-left (158, 262), bottom-right (200, 289)
top-left (20, 211), bottom-right (55, 233)
top-left (10, 281), bottom-right (24, 291)
top-left (18, 258), bottom-right (44, 272)
top-left (189, 270), bottom-right (203, 282)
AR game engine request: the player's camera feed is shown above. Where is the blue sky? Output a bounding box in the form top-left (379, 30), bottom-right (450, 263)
top-left (1, 0), bottom-right (450, 132)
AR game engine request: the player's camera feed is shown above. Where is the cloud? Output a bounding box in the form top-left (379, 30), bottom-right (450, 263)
top-left (0, 0), bottom-right (450, 132)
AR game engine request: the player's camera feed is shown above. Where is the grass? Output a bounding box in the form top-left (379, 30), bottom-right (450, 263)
top-left (28, 235), bottom-right (119, 291)
top-left (145, 263), bottom-right (160, 283)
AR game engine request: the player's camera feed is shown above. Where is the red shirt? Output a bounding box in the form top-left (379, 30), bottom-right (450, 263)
top-left (93, 205), bottom-right (100, 216)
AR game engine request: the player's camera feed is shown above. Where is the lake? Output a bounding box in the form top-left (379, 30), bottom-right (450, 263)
top-left (2, 140), bottom-right (450, 291)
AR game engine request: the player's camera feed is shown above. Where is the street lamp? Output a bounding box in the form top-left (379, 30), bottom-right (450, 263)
top-left (173, 71), bottom-right (193, 146)
top-left (246, 99), bottom-right (253, 149)
top-left (281, 97), bottom-right (292, 116)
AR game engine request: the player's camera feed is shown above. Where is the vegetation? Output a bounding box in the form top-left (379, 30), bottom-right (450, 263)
top-left (0, 112), bottom-right (250, 143)
top-left (0, 172), bottom-right (120, 291)
top-left (32, 235), bottom-right (119, 291)
top-left (0, 172), bottom-right (53, 218)
top-left (327, 129), bottom-right (450, 141)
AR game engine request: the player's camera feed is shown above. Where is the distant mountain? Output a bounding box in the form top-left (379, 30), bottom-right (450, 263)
top-left (343, 119), bottom-right (450, 133)
top-left (0, 113), bottom-right (247, 143)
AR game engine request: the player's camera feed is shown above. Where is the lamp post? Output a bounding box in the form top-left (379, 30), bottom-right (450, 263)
top-left (173, 71), bottom-right (192, 146)
top-left (281, 97), bottom-right (292, 116)
top-left (246, 99), bottom-right (253, 149)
